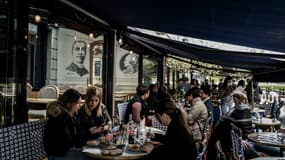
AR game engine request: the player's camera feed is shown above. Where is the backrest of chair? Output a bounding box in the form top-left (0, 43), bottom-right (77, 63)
top-left (38, 85), bottom-right (59, 99)
top-left (117, 102), bottom-right (128, 122)
top-left (0, 120), bottom-right (47, 159)
top-left (196, 142), bottom-right (207, 160)
top-left (151, 117), bottom-right (168, 132)
top-left (231, 123), bottom-right (244, 160)
top-left (203, 115), bottom-right (212, 135)
top-left (196, 115), bottom-right (212, 160)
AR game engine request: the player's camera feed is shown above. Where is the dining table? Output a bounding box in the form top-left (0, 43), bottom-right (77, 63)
top-left (82, 126), bottom-right (165, 160)
top-left (83, 147), bottom-right (148, 160)
top-left (248, 132), bottom-right (285, 157)
top-left (27, 98), bottom-right (57, 104)
top-left (250, 157), bottom-right (285, 160)
top-left (27, 98), bottom-right (85, 105)
top-left (252, 117), bottom-right (281, 132)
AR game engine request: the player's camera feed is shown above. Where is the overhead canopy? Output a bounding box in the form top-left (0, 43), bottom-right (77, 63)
top-left (124, 31), bottom-right (285, 72)
top-left (59, 0), bottom-right (285, 81)
top-left (67, 0), bottom-right (285, 53)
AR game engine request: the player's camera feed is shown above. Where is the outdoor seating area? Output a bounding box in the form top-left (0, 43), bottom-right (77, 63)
top-left (2, 0), bottom-right (285, 159)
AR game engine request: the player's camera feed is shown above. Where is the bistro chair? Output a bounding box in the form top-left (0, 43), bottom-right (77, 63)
top-left (151, 116), bottom-right (168, 132)
top-left (28, 85), bottom-right (59, 120)
top-left (38, 85), bottom-right (59, 99)
top-left (196, 115), bottom-right (213, 160)
top-left (231, 123), bottom-right (244, 160)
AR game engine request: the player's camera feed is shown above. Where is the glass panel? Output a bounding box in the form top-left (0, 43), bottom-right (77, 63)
top-left (0, 0), bottom-right (16, 127)
top-left (142, 55), bottom-right (158, 86)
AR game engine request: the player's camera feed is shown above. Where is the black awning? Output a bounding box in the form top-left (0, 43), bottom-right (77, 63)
top-left (68, 0), bottom-right (285, 53)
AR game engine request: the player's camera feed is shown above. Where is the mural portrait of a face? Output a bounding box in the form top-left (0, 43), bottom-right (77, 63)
top-left (119, 53), bottom-right (138, 74)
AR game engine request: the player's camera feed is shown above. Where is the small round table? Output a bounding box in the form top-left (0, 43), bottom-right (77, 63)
top-left (248, 132), bottom-right (285, 157)
top-left (252, 117), bottom-right (281, 132)
top-left (249, 157), bottom-right (285, 160)
top-left (83, 147), bottom-right (148, 160)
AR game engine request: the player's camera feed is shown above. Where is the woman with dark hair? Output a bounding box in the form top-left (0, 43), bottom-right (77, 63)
top-left (77, 86), bottom-right (111, 145)
top-left (44, 88), bottom-right (85, 159)
top-left (142, 98), bottom-right (197, 159)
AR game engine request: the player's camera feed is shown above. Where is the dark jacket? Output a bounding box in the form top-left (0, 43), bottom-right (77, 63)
top-left (77, 106), bottom-right (108, 144)
top-left (43, 103), bottom-right (81, 156)
top-left (148, 119), bottom-right (197, 159)
top-left (146, 91), bottom-right (158, 112)
top-left (207, 108), bottom-right (253, 159)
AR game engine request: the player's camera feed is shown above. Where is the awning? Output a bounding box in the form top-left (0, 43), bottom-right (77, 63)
top-left (59, 0), bottom-right (285, 81)
top-left (124, 30), bottom-right (285, 72)
top-left (67, 0), bottom-right (285, 53)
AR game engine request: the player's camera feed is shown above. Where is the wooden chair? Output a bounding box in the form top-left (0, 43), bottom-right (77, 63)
top-left (231, 123), bottom-right (245, 160)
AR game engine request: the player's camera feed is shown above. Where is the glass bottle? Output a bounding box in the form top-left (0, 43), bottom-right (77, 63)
top-left (106, 121), bottom-right (113, 145)
top-left (128, 115), bottom-right (135, 144)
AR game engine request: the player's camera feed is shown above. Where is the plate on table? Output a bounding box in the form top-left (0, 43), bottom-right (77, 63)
top-left (126, 144), bottom-right (145, 153)
top-left (86, 140), bottom-right (101, 147)
top-left (101, 148), bottom-right (123, 156)
top-left (148, 141), bottom-right (161, 146)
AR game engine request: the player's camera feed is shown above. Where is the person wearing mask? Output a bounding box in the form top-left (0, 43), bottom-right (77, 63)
top-left (44, 89), bottom-right (85, 159)
top-left (141, 98), bottom-right (197, 159)
top-left (124, 85), bottom-right (149, 125)
top-left (77, 86), bottom-right (111, 145)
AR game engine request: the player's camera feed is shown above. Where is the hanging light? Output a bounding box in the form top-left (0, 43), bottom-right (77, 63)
top-left (89, 33), bottom-right (94, 38)
top-left (34, 15), bottom-right (41, 23)
top-left (118, 38), bottom-right (123, 44)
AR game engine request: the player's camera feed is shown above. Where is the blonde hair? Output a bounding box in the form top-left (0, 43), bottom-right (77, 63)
top-left (83, 86), bottom-right (103, 117)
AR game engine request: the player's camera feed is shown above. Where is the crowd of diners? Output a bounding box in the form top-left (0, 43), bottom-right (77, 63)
top-left (43, 75), bottom-right (281, 159)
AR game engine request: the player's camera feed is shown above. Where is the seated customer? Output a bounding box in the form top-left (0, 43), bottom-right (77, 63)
top-left (44, 89), bottom-right (86, 159)
top-left (77, 86), bottom-right (111, 145)
top-left (207, 91), bottom-right (260, 160)
top-left (141, 98), bottom-right (197, 159)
